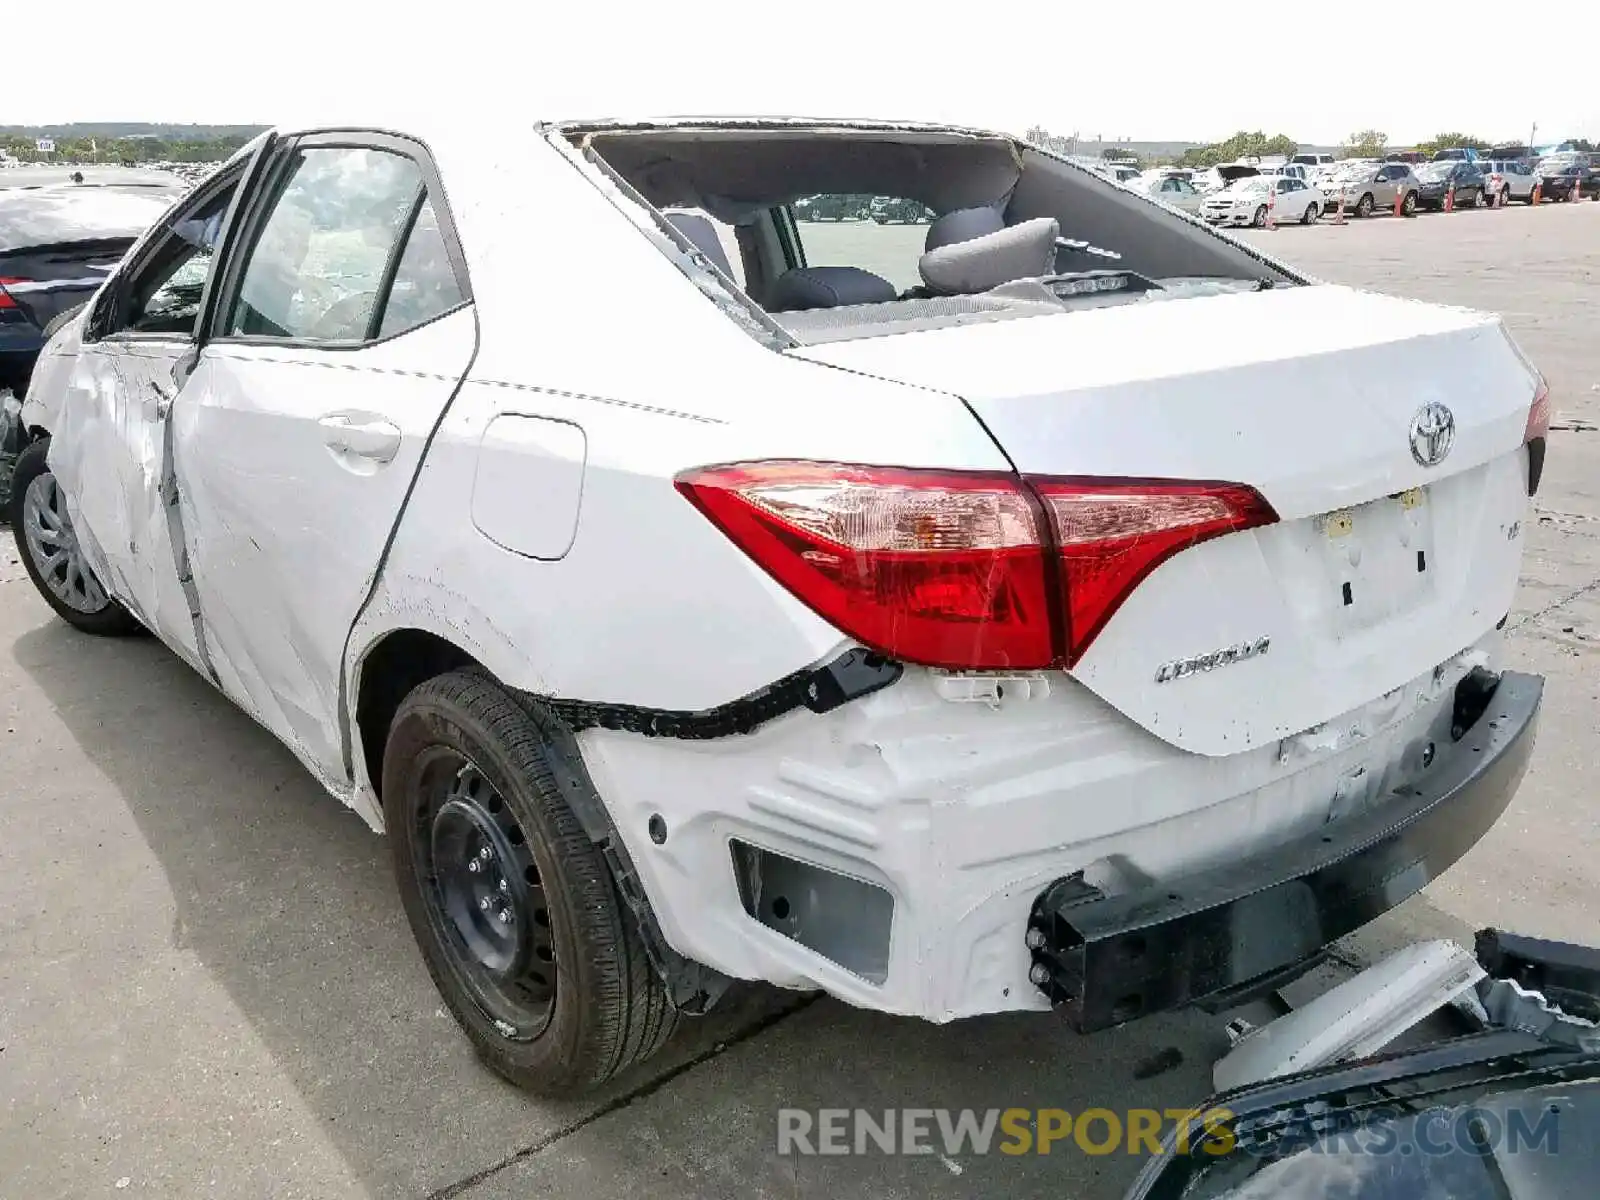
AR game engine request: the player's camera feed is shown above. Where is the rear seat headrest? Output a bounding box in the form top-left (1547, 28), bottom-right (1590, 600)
top-left (918, 217), bottom-right (1061, 296)
top-left (767, 266), bottom-right (898, 312)
top-left (925, 206), bottom-right (1006, 251)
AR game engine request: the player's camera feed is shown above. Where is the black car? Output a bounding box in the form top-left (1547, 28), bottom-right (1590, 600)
top-left (0, 177), bottom-right (183, 396)
top-left (1412, 160), bottom-right (1487, 210)
top-left (1535, 162), bottom-right (1599, 202)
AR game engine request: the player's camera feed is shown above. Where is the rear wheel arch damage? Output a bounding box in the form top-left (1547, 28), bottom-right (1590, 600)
top-left (350, 627), bottom-right (735, 1019)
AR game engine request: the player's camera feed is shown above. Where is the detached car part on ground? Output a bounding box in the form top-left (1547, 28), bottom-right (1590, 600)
top-left (1124, 929), bottom-right (1600, 1199)
top-left (10, 116), bottom-right (1550, 1096)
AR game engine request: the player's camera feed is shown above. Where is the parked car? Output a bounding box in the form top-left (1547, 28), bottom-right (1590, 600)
top-left (1430, 146), bottom-right (1482, 162)
top-left (1413, 160), bottom-right (1488, 210)
top-left (1324, 161), bottom-right (1420, 217)
top-left (1201, 175), bottom-right (1324, 226)
top-left (1133, 173), bottom-right (1206, 214)
top-left (1291, 152), bottom-right (1336, 171)
top-left (868, 196), bottom-right (935, 223)
top-left (1477, 159), bottom-right (1539, 204)
top-left (0, 179), bottom-right (184, 397)
top-left (1534, 161), bottom-right (1599, 202)
top-left (11, 115), bottom-right (1549, 1097)
top-left (794, 193), bottom-right (866, 221)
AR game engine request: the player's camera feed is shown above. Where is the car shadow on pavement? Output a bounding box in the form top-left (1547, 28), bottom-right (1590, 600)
top-left (12, 617), bottom-right (799, 1198)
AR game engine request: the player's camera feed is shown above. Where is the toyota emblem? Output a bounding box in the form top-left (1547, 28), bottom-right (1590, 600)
top-left (1409, 402), bottom-right (1456, 467)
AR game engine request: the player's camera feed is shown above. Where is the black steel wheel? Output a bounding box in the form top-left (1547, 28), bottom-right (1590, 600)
top-left (384, 670), bottom-right (677, 1095)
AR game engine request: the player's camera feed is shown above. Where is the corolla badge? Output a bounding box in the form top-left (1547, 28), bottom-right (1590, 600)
top-left (1409, 402), bottom-right (1456, 467)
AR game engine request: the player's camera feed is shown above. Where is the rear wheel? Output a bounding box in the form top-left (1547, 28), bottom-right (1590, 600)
top-left (8, 439), bottom-right (142, 636)
top-left (1402, 191), bottom-right (1418, 216)
top-left (1464, 188), bottom-right (1479, 209)
top-left (384, 670), bottom-right (677, 1095)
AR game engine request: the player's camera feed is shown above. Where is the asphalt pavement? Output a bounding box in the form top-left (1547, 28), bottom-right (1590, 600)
top-left (1, 201), bottom-right (1596, 1200)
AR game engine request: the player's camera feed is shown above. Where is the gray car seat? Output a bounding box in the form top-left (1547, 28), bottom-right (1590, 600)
top-left (924, 206), bottom-right (1006, 251)
top-left (766, 266), bottom-right (898, 312)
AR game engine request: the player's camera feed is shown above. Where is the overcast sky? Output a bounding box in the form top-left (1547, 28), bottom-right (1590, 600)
top-left (13, 2), bottom-right (1598, 146)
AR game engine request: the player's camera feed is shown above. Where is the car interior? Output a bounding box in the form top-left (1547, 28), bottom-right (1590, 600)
top-left (572, 125), bottom-right (1297, 344)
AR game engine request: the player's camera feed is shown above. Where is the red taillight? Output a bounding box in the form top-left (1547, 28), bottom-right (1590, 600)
top-left (677, 462), bottom-right (1277, 671)
top-left (1029, 479), bottom-right (1278, 665)
top-left (0, 277), bottom-right (24, 310)
top-left (676, 462), bottom-right (1055, 669)
top-left (1525, 379), bottom-right (1551, 443)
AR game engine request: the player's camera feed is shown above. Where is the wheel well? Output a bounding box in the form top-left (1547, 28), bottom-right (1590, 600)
top-left (355, 629), bottom-right (478, 797)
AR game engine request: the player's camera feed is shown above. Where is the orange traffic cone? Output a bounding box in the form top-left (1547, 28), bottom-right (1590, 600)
top-left (1334, 187), bottom-right (1347, 225)
top-left (1394, 186), bottom-right (1406, 218)
top-left (1265, 185), bottom-right (1276, 230)
top-left (1444, 182), bottom-right (1455, 213)
top-left (1531, 180), bottom-right (1543, 205)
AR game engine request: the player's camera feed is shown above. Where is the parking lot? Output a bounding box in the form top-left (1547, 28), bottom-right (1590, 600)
top-left (2, 201), bottom-right (1597, 1200)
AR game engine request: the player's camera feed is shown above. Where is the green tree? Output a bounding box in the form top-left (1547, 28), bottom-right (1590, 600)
top-left (1176, 130), bottom-right (1300, 170)
top-left (1415, 132), bottom-right (1490, 154)
top-left (1343, 129), bottom-right (1388, 157)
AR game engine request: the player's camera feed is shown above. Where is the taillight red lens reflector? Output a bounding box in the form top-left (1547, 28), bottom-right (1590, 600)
top-left (676, 462), bottom-right (1055, 669)
top-left (677, 462), bottom-right (1277, 671)
top-left (1029, 479), bottom-right (1278, 666)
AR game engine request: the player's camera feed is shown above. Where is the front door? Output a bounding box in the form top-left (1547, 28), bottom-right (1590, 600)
top-left (173, 134), bottom-right (476, 784)
top-left (49, 162), bottom-right (254, 672)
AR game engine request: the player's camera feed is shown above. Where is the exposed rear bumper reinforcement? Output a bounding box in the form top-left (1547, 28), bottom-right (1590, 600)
top-left (1027, 669), bottom-right (1544, 1032)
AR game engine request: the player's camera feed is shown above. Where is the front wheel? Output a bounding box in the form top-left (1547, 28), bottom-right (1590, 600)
top-left (1252, 205), bottom-right (1268, 228)
top-left (384, 670), bottom-right (677, 1096)
top-left (1356, 193), bottom-right (1375, 217)
top-left (1500, 186), bottom-right (1511, 207)
top-left (8, 439), bottom-right (142, 636)
top-left (1464, 189), bottom-right (1480, 209)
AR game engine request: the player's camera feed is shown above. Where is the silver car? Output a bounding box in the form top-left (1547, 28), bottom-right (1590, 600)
top-left (1478, 160), bottom-right (1539, 204)
top-left (1324, 162), bottom-right (1419, 217)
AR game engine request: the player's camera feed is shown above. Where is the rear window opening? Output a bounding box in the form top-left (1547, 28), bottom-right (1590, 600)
top-left (566, 123), bottom-right (1298, 344)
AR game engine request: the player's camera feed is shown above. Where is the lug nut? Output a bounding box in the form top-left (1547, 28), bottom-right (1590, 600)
top-left (1029, 964), bottom-right (1051, 987)
top-left (479, 897), bottom-right (492, 912)
top-left (467, 859), bottom-right (481, 874)
top-left (497, 908), bottom-right (513, 925)
top-left (1025, 927), bottom-right (1046, 950)
top-left (498, 878), bottom-right (509, 893)
top-left (478, 846), bottom-right (493, 861)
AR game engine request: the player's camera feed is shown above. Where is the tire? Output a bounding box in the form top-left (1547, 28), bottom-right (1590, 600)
top-left (8, 438), bottom-right (143, 636)
top-left (1403, 192), bottom-right (1419, 216)
top-left (1301, 203), bottom-right (1318, 225)
top-left (1252, 205), bottom-right (1268, 228)
top-left (1356, 193), bottom-right (1375, 218)
top-left (383, 670), bottom-right (677, 1096)
top-left (1464, 189), bottom-right (1479, 209)
top-left (1500, 186), bottom-right (1511, 207)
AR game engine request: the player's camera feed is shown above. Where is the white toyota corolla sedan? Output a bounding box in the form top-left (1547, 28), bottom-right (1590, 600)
top-left (9, 116), bottom-right (1547, 1095)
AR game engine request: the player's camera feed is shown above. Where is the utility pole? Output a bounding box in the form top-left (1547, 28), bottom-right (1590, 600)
top-left (1529, 121), bottom-right (1537, 155)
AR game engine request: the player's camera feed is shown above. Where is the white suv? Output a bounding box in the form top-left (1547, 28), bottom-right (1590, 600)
top-left (10, 117), bottom-right (1548, 1096)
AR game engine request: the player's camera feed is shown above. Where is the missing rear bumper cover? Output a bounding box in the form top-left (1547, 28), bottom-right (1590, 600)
top-left (1026, 671), bottom-right (1543, 1032)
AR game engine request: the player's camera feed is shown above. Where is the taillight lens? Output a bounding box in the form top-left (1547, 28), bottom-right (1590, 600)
top-left (676, 462), bottom-right (1055, 669)
top-left (1031, 479), bottom-right (1278, 665)
top-left (677, 462), bottom-right (1276, 671)
top-left (1524, 378), bottom-right (1550, 495)
top-left (0, 277), bottom-right (24, 310)
top-left (1525, 379), bottom-right (1551, 443)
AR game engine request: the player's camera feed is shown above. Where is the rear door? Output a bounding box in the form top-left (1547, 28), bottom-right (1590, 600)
top-left (173, 132), bottom-right (475, 782)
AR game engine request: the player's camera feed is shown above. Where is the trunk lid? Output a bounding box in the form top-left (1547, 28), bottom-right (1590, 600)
top-left (791, 285), bottom-right (1538, 755)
